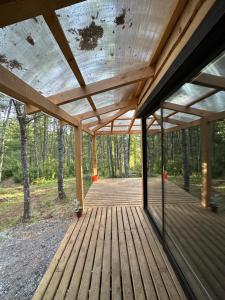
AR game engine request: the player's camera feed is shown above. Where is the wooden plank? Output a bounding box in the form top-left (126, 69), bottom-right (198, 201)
top-left (111, 207), bottom-right (122, 300)
top-left (117, 207), bottom-right (134, 299)
top-left (162, 102), bottom-right (212, 117)
top-left (42, 217), bottom-right (84, 299)
top-left (121, 207), bottom-right (145, 299)
top-left (131, 207), bottom-right (170, 300)
top-left (66, 208), bottom-right (98, 299)
top-left (44, 11), bottom-right (85, 87)
top-left (96, 130), bottom-right (142, 136)
top-left (0, 64), bottom-right (79, 127)
top-left (54, 209), bottom-right (93, 299)
top-left (200, 118), bottom-right (212, 207)
top-left (92, 135), bottom-right (97, 176)
top-left (0, 0), bottom-right (84, 27)
top-left (77, 208), bottom-right (102, 299)
top-left (100, 207), bottom-right (112, 299)
top-left (32, 221), bottom-right (78, 300)
top-left (89, 208), bottom-right (107, 300)
top-left (192, 72), bottom-right (225, 90)
top-left (126, 207), bottom-right (158, 300)
top-left (28, 67), bottom-right (153, 114)
top-left (75, 124), bottom-right (84, 209)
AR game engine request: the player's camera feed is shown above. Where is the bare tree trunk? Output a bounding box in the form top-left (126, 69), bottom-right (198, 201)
top-left (182, 129), bottom-right (190, 192)
top-left (42, 115), bottom-right (48, 162)
top-left (13, 101), bottom-right (31, 221)
top-left (0, 99), bottom-right (12, 182)
top-left (107, 137), bottom-right (114, 177)
top-left (57, 123), bottom-right (65, 200)
top-left (123, 135), bottom-right (130, 177)
top-left (33, 114), bottom-right (39, 178)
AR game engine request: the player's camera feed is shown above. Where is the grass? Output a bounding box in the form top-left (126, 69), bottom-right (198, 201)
top-left (0, 177), bottom-right (92, 232)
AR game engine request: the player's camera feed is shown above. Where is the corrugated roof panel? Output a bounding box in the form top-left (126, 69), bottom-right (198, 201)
top-left (0, 16), bottom-right (79, 96)
top-left (57, 0), bottom-right (175, 84)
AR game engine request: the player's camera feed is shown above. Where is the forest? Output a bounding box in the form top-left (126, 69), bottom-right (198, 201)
top-left (1, 95), bottom-right (225, 229)
top-left (0, 96), bottom-right (141, 229)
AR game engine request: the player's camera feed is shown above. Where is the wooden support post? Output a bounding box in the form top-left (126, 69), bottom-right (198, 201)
top-left (74, 124), bottom-right (84, 210)
top-left (93, 135), bottom-right (97, 176)
top-left (200, 118), bottom-right (212, 208)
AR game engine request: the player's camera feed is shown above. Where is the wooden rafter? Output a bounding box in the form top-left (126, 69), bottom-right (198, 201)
top-left (94, 107), bottom-right (135, 132)
top-left (96, 130), bottom-right (142, 136)
top-left (0, 0), bottom-right (84, 28)
top-left (128, 109), bottom-right (137, 133)
top-left (27, 67), bottom-right (153, 114)
top-left (147, 117), bottom-right (155, 129)
top-left (43, 11), bottom-right (100, 121)
top-left (0, 64), bottom-right (80, 128)
top-left (76, 98), bottom-right (137, 120)
top-left (192, 73), bottom-right (225, 90)
top-left (162, 102), bottom-right (213, 117)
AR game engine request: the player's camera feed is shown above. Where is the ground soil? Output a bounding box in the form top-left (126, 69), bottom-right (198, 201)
top-left (0, 218), bottom-right (71, 300)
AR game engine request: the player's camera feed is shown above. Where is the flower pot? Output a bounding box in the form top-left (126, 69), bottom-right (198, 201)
top-left (75, 209), bottom-right (83, 218)
top-left (92, 175), bottom-right (98, 182)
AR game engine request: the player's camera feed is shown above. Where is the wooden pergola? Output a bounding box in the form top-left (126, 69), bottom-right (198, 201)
top-left (0, 0), bottom-right (219, 210)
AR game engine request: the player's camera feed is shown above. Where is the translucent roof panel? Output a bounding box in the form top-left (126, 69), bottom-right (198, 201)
top-left (82, 116), bottom-right (98, 124)
top-left (133, 119), bottom-right (141, 125)
top-left (165, 83), bottom-right (214, 106)
top-left (61, 98), bottom-right (92, 115)
top-left (101, 110), bottom-right (119, 119)
top-left (170, 112), bottom-right (200, 122)
top-left (131, 125), bottom-right (141, 131)
top-left (114, 119), bottom-right (131, 126)
top-left (119, 110), bottom-right (135, 118)
top-left (202, 50), bottom-right (225, 77)
top-left (57, 0), bottom-right (175, 84)
top-left (192, 91), bottom-right (225, 112)
top-left (113, 126), bottom-right (129, 131)
top-left (0, 16), bottom-right (79, 96)
top-left (163, 122), bottom-right (176, 129)
top-left (98, 127), bottom-right (111, 132)
top-left (92, 84), bottom-right (137, 109)
top-left (155, 108), bottom-right (174, 117)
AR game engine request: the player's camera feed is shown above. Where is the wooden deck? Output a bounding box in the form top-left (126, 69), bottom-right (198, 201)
top-left (85, 178), bottom-right (143, 207)
top-left (148, 178), bottom-right (225, 300)
top-left (33, 206), bottom-right (186, 300)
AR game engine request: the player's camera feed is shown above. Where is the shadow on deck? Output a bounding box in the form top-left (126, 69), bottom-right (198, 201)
top-left (32, 178), bottom-right (186, 300)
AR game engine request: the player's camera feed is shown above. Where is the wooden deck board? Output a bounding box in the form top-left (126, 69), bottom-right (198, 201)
top-left (85, 178), bottom-right (143, 207)
top-left (33, 179), bottom-right (186, 300)
top-left (33, 209), bottom-right (185, 299)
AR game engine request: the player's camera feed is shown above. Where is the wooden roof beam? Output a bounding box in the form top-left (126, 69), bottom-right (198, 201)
top-left (0, 0), bottom-right (84, 28)
top-left (96, 130), bottom-right (142, 136)
top-left (27, 67), bottom-right (153, 114)
top-left (43, 11), bottom-right (99, 121)
top-left (0, 64), bottom-right (79, 127)
top-left (162, 102), bottom-right (213, 117)
top-left (78, 98), bottom-right (137, 120)
top-left (192, 73), bottom-right (225, 90)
